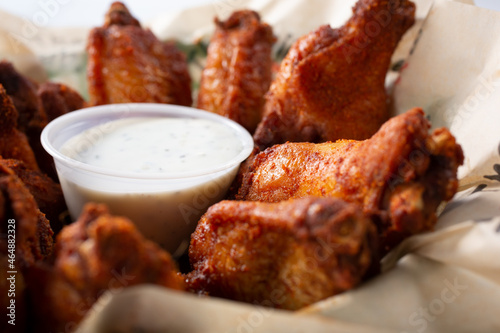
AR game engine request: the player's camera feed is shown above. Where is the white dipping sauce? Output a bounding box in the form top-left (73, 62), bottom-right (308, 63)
top-left (58, 116), bottom-right (246, 255)
top-left (61, 117), bottom-right (243, 174)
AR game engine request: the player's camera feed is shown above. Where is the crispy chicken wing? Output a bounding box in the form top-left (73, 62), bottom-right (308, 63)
top-left (37, 82), bottom-right (87, 121)
top-left (87, 2), bottom-right (192, 106)
top-left (27, 203), bottom-right (185, 332)
top-left (0, 62), bottom-right (50, 176)
top-left (0, 62), bottom-right (85, 178)
top-left (0, 85), bottom-right (40, 172)
top-left (0, 162), bottom-right (53, 266)
top-left (253, 0), bottom-right (415, 149)
top-left (37, 81), bottom-right (87, 178)
top-left (0, 162), bottom-right (54, 333)
top-left (0, 61), bottom-right (46, 135)
top-left (0, 158), bottom-right (67, 234)
top-left (188, 197), bottom-right (377, 310)
top-left (197, 10), bottom-right (275, 133)
top-left (237, 108), bottom-right (464, 252)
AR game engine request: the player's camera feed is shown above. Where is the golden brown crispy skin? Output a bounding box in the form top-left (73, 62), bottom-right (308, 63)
top-left (253, 0), bottom-right (416, 149)
top-left (237, 108), bottom-right (464, 252)
top-left (27, 203), bottom-right (185, 332)
top-left (188, 197), bottom-right (377, 310)
top-left (87, 2), bottom-right (192, 106)
top-left (37, 82), bottom-right (87, 121)
top-left (0, 85), bottom-right (40, 172)
top-left (0, 158), bottom-right (67, 234)
top-left (197, 10), bottom-right (275, 133)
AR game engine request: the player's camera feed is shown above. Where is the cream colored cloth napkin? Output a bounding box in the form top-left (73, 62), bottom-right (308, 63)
top-left (2, 1), bottom-right (498, 332)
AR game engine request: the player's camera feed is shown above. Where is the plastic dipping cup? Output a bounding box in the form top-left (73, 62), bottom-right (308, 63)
top-left (41, 103), bottom-right (254, 255)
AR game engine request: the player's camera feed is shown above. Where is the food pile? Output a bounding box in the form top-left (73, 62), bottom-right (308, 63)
top-left (0, 0), bottom-right (464, 332)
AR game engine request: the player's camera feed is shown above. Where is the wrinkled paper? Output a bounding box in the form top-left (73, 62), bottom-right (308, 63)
top-left (1, 0), bottom-right (499, 332)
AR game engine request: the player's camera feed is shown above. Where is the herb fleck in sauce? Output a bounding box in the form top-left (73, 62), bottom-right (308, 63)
top-left (61, 117), bottom-right (244, 174)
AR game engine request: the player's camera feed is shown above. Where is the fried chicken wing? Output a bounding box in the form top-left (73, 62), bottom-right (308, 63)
top-left (0, 61), bottom-right (46, 135)
top-left (188, 197), bottom-right (377, 310)
top-left (37, 82), bottom-right (87, 121)
top-left (197, 10), bottom-right (275, 133)
top-left (0, 163), bottom-right (54, 333)
top-left (0, 158), bottom-right (67, 234)
top-left (0, 85), bottom-right (40, 172)
top-left (87, 2), bottom-right (192, 106)
top-left (0, 162), bottom-right (53, 265)
top-left (0, 62), bottom-right (76, 178)
top-left (237, 108), bottom-right (464, 252)
top-left (36, 80), bottom-right (87, 178)
top-left (253, 0), bottom-right (415, 149)
top-left (27, 203), bottom-right (185, 332)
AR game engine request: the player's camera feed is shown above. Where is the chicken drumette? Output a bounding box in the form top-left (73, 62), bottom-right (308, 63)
top-left (253, 0), bottom-right (416, 149)
top-left (27, 203), bottom-right (185, 332)
top-left (188, 197), bottom-right (377, 310)
top-left (237, 108), bottom-right (464, 253)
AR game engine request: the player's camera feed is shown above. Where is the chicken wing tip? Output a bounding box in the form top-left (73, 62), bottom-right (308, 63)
top-left (104, 1), bottom-right (140, 28)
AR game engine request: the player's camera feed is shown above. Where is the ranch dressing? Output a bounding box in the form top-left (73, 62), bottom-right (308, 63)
top-left (57, 116), bottom-right (248, 254)
top-left (61, 117), bottom-right (244, 174)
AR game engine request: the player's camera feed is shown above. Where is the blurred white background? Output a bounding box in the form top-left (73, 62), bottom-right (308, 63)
top-left (0, 0), bottom-right (498, 27)
top-left (1, 0), bottom-right (212, 26)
